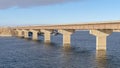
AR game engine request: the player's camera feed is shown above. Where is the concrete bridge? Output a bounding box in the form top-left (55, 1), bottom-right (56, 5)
top-left (13, 21), bottom-right (120, 51)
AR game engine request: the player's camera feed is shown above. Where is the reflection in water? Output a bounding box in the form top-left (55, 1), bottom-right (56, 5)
top-left (96, 50), bottom-right (107, 68)
top-left (44, 41), bottom-right (51, 44)
top-left (61, 45), bottom-right (73, 68)
top-left (63, 44), bottom-right (72, 52)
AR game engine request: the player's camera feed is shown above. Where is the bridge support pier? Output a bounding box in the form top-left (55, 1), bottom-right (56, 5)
top-left (23, 30), bottom-right (29, 38)
top-left (41, 30), bottom-right (51, 43)
top-left (30, 30), bottom-right (39, 40)
top-left (59, 30), bottom-right (74, 46)
top-left (90, 30), bottom-right (112, 50)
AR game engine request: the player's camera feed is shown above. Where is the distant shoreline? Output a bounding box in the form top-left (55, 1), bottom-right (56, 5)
top-left (0, 35), bottom-right (12, 37)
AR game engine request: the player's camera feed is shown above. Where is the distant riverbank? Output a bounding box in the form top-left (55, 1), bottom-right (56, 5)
top-left (0, 27), bottom-right (13, 36)
top-left (0, 34), bottom-right (12, 37)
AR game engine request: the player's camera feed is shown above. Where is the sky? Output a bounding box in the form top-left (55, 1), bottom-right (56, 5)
top-left (0, 0), bottom-right (120, 26)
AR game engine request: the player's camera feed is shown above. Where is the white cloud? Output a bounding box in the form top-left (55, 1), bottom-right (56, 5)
top-left (0, 0), bottom-right (79, 9)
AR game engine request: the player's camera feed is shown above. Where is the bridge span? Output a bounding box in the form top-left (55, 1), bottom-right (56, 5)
top-left (14, 21), bottom-right (120, 51)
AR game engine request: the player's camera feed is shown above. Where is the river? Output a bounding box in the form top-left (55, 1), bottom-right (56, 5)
top-left (0, 31), bottom-right (120, 68)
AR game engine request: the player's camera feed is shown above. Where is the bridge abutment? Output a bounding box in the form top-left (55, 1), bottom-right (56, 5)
top-left (90, 30), bottom-right (113, 50)
top-left (59, 30), bottom-right (74, 46)
top-left (14, 30), bottom-right (18, 36)
top-left (16, 30), bottom-right (23, 37)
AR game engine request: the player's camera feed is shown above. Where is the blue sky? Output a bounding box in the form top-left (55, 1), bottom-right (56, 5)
top-left (0, 0), bottom-right (120, 26)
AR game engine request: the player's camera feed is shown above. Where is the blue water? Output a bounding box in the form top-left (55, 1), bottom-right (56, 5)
top-left (0, 31), bottom-right (120, 68)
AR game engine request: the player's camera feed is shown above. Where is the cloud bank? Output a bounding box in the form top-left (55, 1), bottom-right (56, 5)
top-left (0, 0), bottom-right (79, 9)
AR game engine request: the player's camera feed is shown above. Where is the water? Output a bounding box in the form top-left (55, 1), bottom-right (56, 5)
top-left (0, 31), bottom-right (120, 68)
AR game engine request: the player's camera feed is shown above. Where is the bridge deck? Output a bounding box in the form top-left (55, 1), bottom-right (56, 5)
top-left (15, 21), bottom-right (120, 30)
